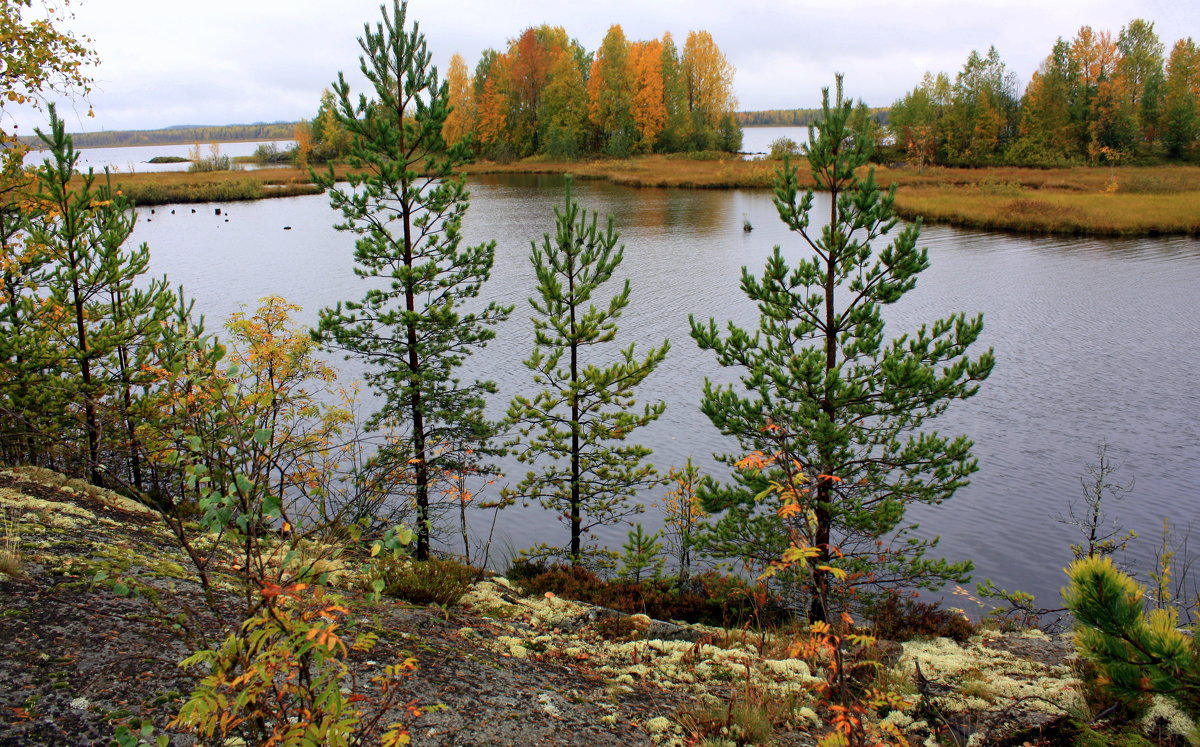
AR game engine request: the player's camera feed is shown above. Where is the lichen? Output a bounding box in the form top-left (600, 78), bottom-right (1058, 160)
top-left (1142, 695), bottom-right (1200, 744)
top-left (897, 635), bottom-right (1083, 715)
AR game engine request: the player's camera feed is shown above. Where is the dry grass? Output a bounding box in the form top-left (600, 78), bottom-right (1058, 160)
top-left (894, 186), bottom-right (1200, 236)
top-left (465, 154), bottom-right (783, 189)
top-left (0, 509), bottom-right (23, 578)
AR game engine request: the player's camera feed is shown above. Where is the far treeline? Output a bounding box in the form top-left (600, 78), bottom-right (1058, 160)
top-left (736, 107), bottom-right (888, 128)
top-left (18, 122), bottom-right (298, 149)
top-left (887, 19), bottom-right (1200, 167)
top-left (298, 24), bottom-right (742, 163)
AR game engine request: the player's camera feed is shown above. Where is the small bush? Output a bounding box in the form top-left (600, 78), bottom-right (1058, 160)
top-left (360, 556), bottom-right (479, 606)
top-left (862, 592), bottom-right (977, 642)
top-left (767, 137), bottom-right (800, 160)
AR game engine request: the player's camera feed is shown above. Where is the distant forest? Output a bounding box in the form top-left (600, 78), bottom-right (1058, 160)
top-left (737, 108), bottom-right (889, 127)
top-left (19, 123), bottom-right (299, 149)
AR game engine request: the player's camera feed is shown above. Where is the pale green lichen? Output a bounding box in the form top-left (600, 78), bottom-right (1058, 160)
top-left (1142, 696), bottom-right (1200, 744)
top-left (495, 635), bottom-right (530, 659)
top-left (897, 635), bottom-right (1083, 715)
top-left (646, 715), bottom-right (686, 747)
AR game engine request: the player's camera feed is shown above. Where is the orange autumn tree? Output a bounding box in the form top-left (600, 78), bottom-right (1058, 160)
top-left (448, 22), bottom-right (738, 157)
top-left (506, 26), bottom-right (557, 154)
top-left (474, 51), bottom-right (511, 153)
top-left (630, 39), bottom-right (666, 151)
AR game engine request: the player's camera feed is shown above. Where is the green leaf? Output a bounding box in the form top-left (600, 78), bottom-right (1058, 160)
top-left (253, 428), bottom-right (273, 447)
top-left (234, 474), bottom-right (254, 494)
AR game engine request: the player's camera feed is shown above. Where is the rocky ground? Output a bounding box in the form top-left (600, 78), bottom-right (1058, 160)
top-left (0, 466), bottom-right (1179, 746)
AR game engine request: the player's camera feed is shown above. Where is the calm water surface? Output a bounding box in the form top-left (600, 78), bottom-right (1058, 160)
top-left (129, 174), bottom-right (1200, 608)
top-left (23, 140), bottom-right (295, 173)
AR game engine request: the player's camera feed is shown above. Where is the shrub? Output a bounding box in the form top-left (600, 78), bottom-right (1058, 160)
top-left (360, 556), bottom-right (480, 606)
top-left (767, 136), bottom-right (800, 160)
top-left (862, 592), bottom-right (977, 642)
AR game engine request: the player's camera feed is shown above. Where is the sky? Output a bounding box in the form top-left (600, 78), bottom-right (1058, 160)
top-left (8, 0), bottom-right (1199, 134)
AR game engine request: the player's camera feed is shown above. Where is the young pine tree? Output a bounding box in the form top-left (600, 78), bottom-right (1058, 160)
top-left (23, 107), bottom-right (175, 484)
top-left (690, 78), bottom-right (994, 622)
top-left (506, 180), bottom-right (669, 566)
top-left (1065, 555), bottom-right (1200, 719)
top-left (314, 0), bottom-right (510, 559)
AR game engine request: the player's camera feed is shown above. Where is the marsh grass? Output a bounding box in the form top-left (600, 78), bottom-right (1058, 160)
top-left (894, 186), bottom-right (1200, 236)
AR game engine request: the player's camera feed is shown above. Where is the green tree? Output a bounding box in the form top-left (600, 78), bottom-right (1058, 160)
top-left (1116, 19), bottom-right (1166, 148)
top-left (21, 107), bottom-right (174, 484)
top-left (314, 0), bottom-right (511, 560)
top-left (690, 78), bottom-right (993, 622)
top-left (947, 46), bottom-right (1019, 162)
top-left (310, 88), bottom-right (353, 161)
top-left (657, 32), bottom-right (690, 152)
top-left (1163, 38), bottom-right (1200, 160)
top-left (889, 72), bottom-right (951, 168)
top-left (588, 25), bottom-right (635, 156)
top-left (538, 44), bottom-right (588, 157)
top-left (505, 180), bottom-right (668, 565)
top-left (1013, 38), bottom-right (1083, 164)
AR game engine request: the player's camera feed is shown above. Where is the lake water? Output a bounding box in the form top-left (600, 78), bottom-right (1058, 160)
top-left (23, 140), bottom-right (296, 173)
top-left (740, 126), bottom-right (807, 157)
top-left (128, 174), bottom-right (1200, 610)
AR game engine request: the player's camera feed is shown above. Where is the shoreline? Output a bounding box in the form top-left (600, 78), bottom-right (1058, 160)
top-left (92, 157), bottom-right (1200, 237)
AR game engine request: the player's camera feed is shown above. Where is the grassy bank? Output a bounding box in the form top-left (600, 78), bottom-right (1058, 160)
top-left (101, 166), bottom-right (331, 205)
top-left (894, 185), bottom-right (1200, 236)
top-left (95, 157), bottom-right (1200, 236)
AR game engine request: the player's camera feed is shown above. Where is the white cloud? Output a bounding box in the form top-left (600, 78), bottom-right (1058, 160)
top-left (6, 0), bottom-right (1198, 132)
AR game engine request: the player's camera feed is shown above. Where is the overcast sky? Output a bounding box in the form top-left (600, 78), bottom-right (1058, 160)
top-left (9, 0), bottom-right (1199, 134)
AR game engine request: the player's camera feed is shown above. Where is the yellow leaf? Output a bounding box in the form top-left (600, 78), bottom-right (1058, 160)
top-left (817, 565), bottom-right (848, 581)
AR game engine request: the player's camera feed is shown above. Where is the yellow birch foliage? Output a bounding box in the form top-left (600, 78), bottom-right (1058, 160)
top-left (442, 53), bottom-right (475, 147)
top-left (681, 30), bottom-right (737, 129)
top-left (1071, 26), bottom-right (1119, 90)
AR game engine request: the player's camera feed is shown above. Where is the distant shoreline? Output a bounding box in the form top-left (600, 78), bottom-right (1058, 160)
top-left (87, 157), bottom-right (1199, 237)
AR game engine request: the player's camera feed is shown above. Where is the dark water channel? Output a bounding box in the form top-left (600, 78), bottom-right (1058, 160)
top-left (130, 174), bottom-right (1200, 610)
